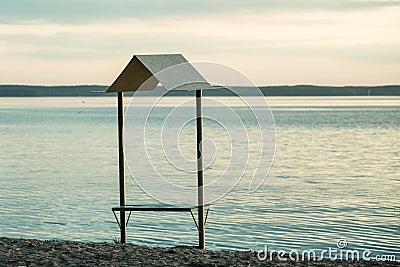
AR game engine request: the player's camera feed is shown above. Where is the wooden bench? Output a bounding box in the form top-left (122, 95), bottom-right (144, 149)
top-left (112, 204), bottom-right (211, 234)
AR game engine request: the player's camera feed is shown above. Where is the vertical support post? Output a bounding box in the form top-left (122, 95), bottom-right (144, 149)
top-left (118, 92), bottom-right (126, 243)
top-left (196, 89), bottom-right (205, 249)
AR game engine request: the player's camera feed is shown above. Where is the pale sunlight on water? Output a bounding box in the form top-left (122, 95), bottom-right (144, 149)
top-left (0, 97), bottom-right (398, 258)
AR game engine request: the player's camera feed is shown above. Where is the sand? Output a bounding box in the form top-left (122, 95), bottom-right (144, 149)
top-left (0, 237), bottom-right (398, 266)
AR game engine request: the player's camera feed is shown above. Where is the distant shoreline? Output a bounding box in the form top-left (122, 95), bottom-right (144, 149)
top-left (1, 85), bottom-right (400, 97)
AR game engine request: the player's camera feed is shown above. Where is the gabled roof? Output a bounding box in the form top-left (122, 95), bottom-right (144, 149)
top-left (106, 54), bottom-right (209, 93)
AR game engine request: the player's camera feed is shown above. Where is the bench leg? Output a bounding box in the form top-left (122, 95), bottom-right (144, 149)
top-left (189, 208), bottom-right (210, 232)
top-left (112, 210), bottom-right (132, 229)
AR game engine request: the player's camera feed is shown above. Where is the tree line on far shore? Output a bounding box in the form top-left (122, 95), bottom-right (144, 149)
top-left (0, 84), bottom-right (399, 97)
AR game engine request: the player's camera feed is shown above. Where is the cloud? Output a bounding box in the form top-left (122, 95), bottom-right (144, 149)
top-left (0, 1), bottom-right (399, 85)
top-left (1, 8), bottom-right (398, 48)
top-left (1, 0), bottom-right (400, 24)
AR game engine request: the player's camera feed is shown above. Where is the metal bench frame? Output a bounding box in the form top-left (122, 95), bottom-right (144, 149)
top-left (112, 205), bottom-right (210, 234)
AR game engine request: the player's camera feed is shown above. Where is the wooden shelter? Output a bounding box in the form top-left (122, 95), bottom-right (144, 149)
top-left (107, 54), bottom-right (211, 248)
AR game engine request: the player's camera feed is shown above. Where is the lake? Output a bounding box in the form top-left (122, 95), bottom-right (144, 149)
top-left (0, 96), bottom-right (399, 258)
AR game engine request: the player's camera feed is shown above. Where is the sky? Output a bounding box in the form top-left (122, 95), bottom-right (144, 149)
top-left (0, 0), bottom-right (399, 86)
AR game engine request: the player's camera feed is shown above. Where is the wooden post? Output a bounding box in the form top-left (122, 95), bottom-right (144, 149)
top-left (196, 89), bottom-right (205, 249)
top-left (118, 92), bottom-right (126, 243)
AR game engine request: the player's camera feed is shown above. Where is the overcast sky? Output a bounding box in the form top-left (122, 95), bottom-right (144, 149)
top-left (0, 0), bottom-right (399, 86)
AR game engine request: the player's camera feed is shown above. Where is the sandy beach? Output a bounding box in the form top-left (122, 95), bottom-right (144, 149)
top-left (0, 237), bottom-right (397, 266)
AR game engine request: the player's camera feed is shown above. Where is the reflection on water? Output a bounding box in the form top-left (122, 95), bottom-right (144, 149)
top-left (0, 97), bottom-right (398, 258)
top-left (1, 96), bottom-right (400, 108)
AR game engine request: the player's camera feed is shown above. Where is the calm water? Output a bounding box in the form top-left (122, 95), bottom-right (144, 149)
top-left (0, 97), bottom-right (399, 258)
